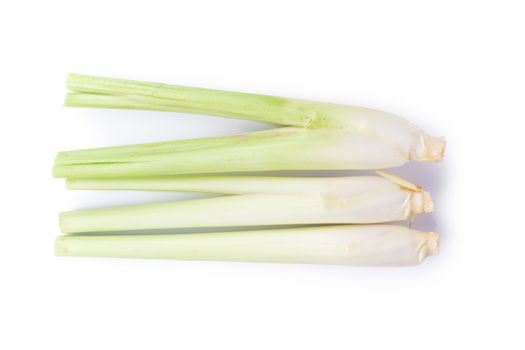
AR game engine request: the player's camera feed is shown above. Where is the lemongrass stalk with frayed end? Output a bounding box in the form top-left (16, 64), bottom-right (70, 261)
top-left (59, 173), bottom-right (433, 233)
top-left (55, 225), bottom-right (439, 266)
top-left (54, 74), bottom-right (445, 178)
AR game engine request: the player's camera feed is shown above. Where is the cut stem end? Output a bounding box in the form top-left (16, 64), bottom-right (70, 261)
top-left (412, 133), bottom-right (446, 162)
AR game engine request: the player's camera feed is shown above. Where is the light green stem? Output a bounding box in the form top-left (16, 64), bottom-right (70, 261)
top-left (66, 74), bottom-right (319, 127)
top-left (65, 175), bottom-right (357, 194)
top-left (55, 127), bottom-right (292, 165)
top-left (54, 128), bottom-right (406, 178)
top-left (55, 225), bottom-right (439, 266)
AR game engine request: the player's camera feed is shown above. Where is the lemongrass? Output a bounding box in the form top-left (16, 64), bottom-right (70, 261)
top-left (59, 173), bottom-right (432, 233)
top-left (53, 74), bottom-right (445, 178)
top-left (66, 171), bottom-right (422, 194)
top-left (55, 225), bottom-right (439, 266)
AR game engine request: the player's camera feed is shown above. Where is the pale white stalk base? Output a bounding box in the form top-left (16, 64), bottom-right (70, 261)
top-left (55, 225), bottom-right (439, 266)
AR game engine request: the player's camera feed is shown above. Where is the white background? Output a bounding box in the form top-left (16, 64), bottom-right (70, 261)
top-left (1, 1), bottom-right (524, 349)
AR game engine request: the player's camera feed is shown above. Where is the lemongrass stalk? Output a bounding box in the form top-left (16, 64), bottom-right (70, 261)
top-left (53, 127), bottom-right (441, 178)
top-left (65, 74), bottom-right (312, 127)
top-left (55, 225), bottom-right (439, 266)
top-left (59, 175), bottom-right (432, 233)
top-left (65, 172), bottom-right (421, 196)
top-left (54, 127), bottom-right (283, 166)
top-left (54, 128), bottom-right (350, 177)
top-left (54, 74), bottom-right (445, 178)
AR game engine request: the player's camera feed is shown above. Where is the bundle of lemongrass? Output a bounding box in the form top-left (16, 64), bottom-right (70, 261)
top-left (54, 74), bottom-right (445, 266)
